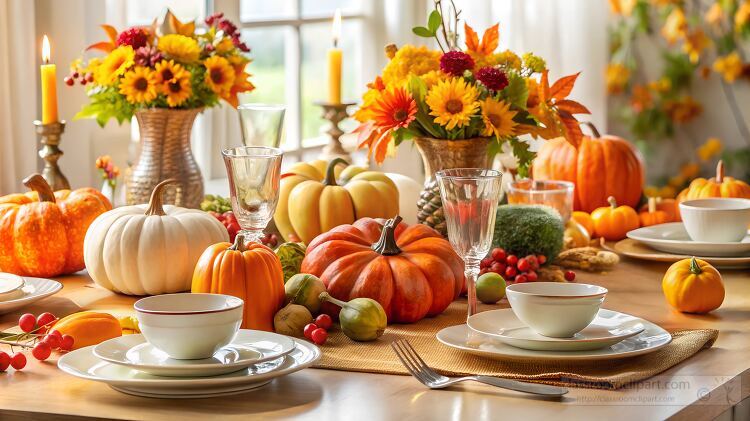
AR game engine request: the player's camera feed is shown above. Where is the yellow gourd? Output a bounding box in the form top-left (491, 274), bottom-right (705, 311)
top-left (53, 311), bottom-right (122, 350)
top-left (662, 257), bottom-right (725, 314)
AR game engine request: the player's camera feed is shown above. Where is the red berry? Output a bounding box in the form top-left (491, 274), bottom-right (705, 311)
top-left (80, 79), bottom-right (87, 85)
top-left (526, 255), bottom-right (539, 270)
top-left (72, 71), bottom-right (80, 79)
top-left (36, 312), bottom-right (57, 331)
top-left (32, 342), bottom-right (52, 361)
top-left (564, 270), bottom-right (576, 282)
top-left (60, 335), bottom-right (75, 351)
top-left (64, 76), bottom-right (75, 86)
top-left (311, 328), bottom-right (328, 345)
top-left (480, 257), bottom-right (493, 268)
top-left (48, 329), bottom-right (62, 339)
top-left (314, 314), bottom-right (333, 330)
top-left (479, 268), bottom-right (487, 275)
top-left (506, 255), bottom-right (518, 266)
top-left (18, 313), bottom-right (36, 333)
top-left (10, 352), bottom-right (26, 370)
top-left (303, 323), bottom-right (318, 340)
top-left (43, 333), bottom-right (61, 349)
top-left (515, 274), bottom-right (529, 283)
top-left (491, 248), bottom-right (506, 262)
top-left (86, 73), bottom-right (94, 82)
top-left (526, 270), bottom-right (538, 282)
top-left (517, 258), bottom-right (530, 272)
top-left (0, 352), bottom-right (9, 371)
top-left (537, 254), bottom-right (547, 265)
top-left (505, 266), bottom-right (517, 278)
top-left (490, 262), bottom-right (503, 273)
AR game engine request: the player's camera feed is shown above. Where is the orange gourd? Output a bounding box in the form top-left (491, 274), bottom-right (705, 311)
top-left (662, 257), bottom-right (724, 314)
top-left (191, 235), bottom-right (285, 331)
top-left (53, 311), bottom-right (122, 350)
top-left (0, 174), bottom-right (111, 277)
top-left (591, 196), bottom-right (640, 241)
top-left (639, 197), bottom-right (680, 222)
top-left (675, 161), bottom-right (750, 219)
top-left (639, 197), bottom-right (670, 227)
top-left (533, 123), bottom-right (644, 213)
top-left (301, 216), bottom-right (465, 323)
top-left (571, 211), bottom-right (595, 237)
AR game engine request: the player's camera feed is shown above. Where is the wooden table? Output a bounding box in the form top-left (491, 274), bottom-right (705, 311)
top-left (0, 257), bottom-right (748, 421)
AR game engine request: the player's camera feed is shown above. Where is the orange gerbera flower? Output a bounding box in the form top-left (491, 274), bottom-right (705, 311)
top-left (355, 86), bottom-right (417, 164)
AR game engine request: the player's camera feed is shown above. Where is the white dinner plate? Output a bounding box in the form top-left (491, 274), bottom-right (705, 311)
top-left (0, 277), bottom-right (62, 315)
top-left (58, 339), bottom-right (320, 397)
top-left (627, 222), bottom-right (750, 257)
top-left (611, 238), bottom-right (750, 269)
top-left (438, 318), bottom-right (671, 361)
top-left (468, 309), bottom-right (646, 351)
top-left (93, 330), bottom-right (296, 377)
top-left (111, 381), bottom-right (272, 399)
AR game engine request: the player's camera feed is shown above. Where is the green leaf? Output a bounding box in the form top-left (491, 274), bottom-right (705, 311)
top-left (502, 72), bottom-right (529, 109)
top-left (408, 75), bottom-right (427, 102)
top-left (509, 138), bottom-right (536, 178)
top-left (412, 26), bottom-right (434, 38)
top-left (427, 10), bottom-right (442, 33)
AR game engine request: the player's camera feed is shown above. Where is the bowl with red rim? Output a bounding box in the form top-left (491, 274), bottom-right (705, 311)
top-left (134, 293), bottom-right (243, 360)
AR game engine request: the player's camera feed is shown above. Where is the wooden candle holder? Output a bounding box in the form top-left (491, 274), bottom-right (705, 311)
top-left (314, 101), bottom-right (356, 161)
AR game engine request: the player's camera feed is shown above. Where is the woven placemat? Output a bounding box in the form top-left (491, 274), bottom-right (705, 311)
top-left (313, 300), bottom-right (718, 390)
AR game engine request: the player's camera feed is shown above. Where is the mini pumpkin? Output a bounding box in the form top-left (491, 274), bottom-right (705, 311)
top-left (662, 257), bottom-right (724, 314)
top-left (639, 197), bottom-right (680, 222)
top-left (639, 197), bottom-right (670, 227)
top-left (590, 196), bottom-right (640, 241)
top-left (676, 161), bottom-right (750, 218)
top-left (571, 211), bottom-right (595, 237)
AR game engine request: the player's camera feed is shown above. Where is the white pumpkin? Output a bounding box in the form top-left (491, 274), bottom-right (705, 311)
top-left (384, 172), bottom-right (422, 225)
top-left (83, 179), bottom-right (228, 295)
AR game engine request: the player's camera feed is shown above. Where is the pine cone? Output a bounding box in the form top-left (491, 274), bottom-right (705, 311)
top-left (417, 179), bottom-right (447, 236)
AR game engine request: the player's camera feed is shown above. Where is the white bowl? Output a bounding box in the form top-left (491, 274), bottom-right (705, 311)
top-left (505, 282), bottom-right (607, 338)
top-left (680, 198), bottom-right (750, 243)
top-left (134, 293), bottom-right (243, 360)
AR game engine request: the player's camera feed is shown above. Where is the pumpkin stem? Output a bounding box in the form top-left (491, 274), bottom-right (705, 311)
top-left (371, 215), bottom-right (403, 256)
top-left (716, 160), bottom-right (724, 183)
top-left (228, 234), bottom-right (247, 252)
top-left (319, 292), bottom-right (348, 309)
top-left (648, 197), bottom-right (656, 213)
top-left (607, 196), bottom-right (618, 209)
top-left (22, 174), bottom-right (56, 203)
top-left (689, 257), bottom-right (703, 275)
top-left (145, 179), bottom-right (179, 216)
top-left (323, 158), bottom-right (349, 186)
top-left (582, 121), bottom-right (601, 138)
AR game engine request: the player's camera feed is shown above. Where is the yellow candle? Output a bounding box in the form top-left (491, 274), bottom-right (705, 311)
top-left (41, 35), bottom-right (59, 124)
top-left (328, 9), bottom-right (342, 104)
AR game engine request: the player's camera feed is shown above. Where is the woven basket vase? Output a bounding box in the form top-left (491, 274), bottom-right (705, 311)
top-left (125, 108), bottom-right (204, 209)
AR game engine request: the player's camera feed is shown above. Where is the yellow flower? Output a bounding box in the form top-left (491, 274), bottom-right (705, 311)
top-left (95, 46), bottom-right (134, 85)
top-left (522, 52), bottom-right (547, 73)
top-left (647, 77), bottom-right (672, 93)
top-left (215, 37), bottom-right (235, 54)
top-left (158, 34), bottom-right (201, 63)
top-left (705, 3), bottom-right (724, 26)
top-left (382, 45), bottom-right (440, 86)
top-left (680, 163), bottom-right (700, 180)
top-left (697, 137), bottom-right (723, 161)
top-left (420, 70), bottom-right (447, 89)
top-left (609, 0), bottom-right (637, 16)
top-left (663, 96), bottom-right (702, 123)
top-left (736, 1), bottom-right (750, 29)
top-left (606, 63), bottom-right (630, 94)
top-left (163, 73), bottom-right (192, 107)
top-left (683, 29), bottom-right (710, 64)
top-left (203, 55), bottom-right (235, 95)
top-left (425, 77), bottom-right (479, 130)
top-left (472, 50), bottom-right (521, 70)
top-left (154, 60), bottom-right (187, 86)
top-left (119, 66), bottom-right (158, 104)
top-left (713, 52), bottom-right (743, 82)
top-left (480, 98), bottom-right (517, 139)
top-left (661, 8), bottom-right (687, 44)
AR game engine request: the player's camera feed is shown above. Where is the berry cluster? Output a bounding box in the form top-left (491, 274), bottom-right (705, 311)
top-left (480, 248), bottom-right (544, 283)
top-left (64, 71), bottom-right (93, 86)
top-left (303, 314), bottom-right (332, 345)
top-left (205, 13), bottom-right (250, 52)
top-left (207, 210), bottom-right (279, 248)
top-left (1, 312), bottom-right (75, 372)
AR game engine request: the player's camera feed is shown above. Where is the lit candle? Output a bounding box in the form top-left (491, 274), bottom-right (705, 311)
top-left (41, 35), bottom-right (59, 124)
top-left (327, 9), bottom-right (342, 104)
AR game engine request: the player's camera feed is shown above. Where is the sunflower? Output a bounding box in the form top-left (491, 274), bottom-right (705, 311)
top-left (119, 66), bottom-right (158, 104)
top-left (425, 78), bottom-right (479, 130)
top-left (95, 46), bottom-right (134, 85)
top-left (204, 56), bottom-right (235, 95)
top-left (157, 34), bottom-right (200, 63)
top-left (154, 60), bottom-right (186, 86)
top-left (480, 98), bottom-right (517, 139)
top-left (163, 73), bottom-right (192, 107)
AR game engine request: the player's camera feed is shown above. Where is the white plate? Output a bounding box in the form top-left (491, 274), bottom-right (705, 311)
top-left (0, 277), bottom-right (62, 315)
top-left (437, 319), bottom-right (671, 361)
top-left (611, 239), bottom-right (750, 269)
top-left (627, 223), bottom-right (750, 257)
top-left (93, 330), bottom-right (296, 377)
top-left (58, 339), bottom-right (320, 397)
top-left (468, 309), bottom-right (645, 351)
top-left (111, 381), bottom-right (272, 399)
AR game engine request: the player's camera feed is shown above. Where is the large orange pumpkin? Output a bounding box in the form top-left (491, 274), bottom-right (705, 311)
top-left (301, 216), bottom-right (465, 323)
top-left (191, 235), bottom-right (285, 331)
top-left (533, 123), bottom-right (644, 213)
top-left (0, 174), bottom-right (111, 277)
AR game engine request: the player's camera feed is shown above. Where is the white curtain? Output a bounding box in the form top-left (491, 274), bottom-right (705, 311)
top-left (0, 0), bottom-right (38, 194)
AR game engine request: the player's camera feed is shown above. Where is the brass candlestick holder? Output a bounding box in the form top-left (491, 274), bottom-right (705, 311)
top-left (315, 101), bottom-right (356, 161)
top-left (34, 120), bottom-right (70, 191)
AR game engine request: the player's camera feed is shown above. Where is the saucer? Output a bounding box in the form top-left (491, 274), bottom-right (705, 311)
top-left (0, 277), bottom-right (62, 315)
top-left (58, 338), bottom-right (320, 397)
top-left (94, 330), bottom-right (296, 377)
top-left (0, 273), bottom-right (25, 301)
top-left (468, 308), bottom-right (645, 351)
top-left (627, 222), bottom-right (750, 257)
top-left (612, 239), bottom-right (750, 269)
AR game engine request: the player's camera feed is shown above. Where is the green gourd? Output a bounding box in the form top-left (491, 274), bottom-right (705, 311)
top-left (319, 292), bottom-right (387, 341)
top-left (285, 273), bottom-right (327, 314)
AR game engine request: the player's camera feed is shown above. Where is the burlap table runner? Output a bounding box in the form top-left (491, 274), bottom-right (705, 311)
top-left (313, 299), bottom-right (719, 390)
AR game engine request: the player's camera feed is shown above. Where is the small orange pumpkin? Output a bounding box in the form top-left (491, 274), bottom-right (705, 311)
top-left (571, 211), bottom-right (595, 237)
top-left (639, 197), bottom-right (680, 222)
top-left (639, 197), bottom-right (670, 227)
top-left (677, 160), bottom-right (750, 201)
top-left (662, 257), bottom-right (724, 314)
top-left (591, 196), bottom-right (640, 241)
top-left (191, 235), bottom-right (285, 331)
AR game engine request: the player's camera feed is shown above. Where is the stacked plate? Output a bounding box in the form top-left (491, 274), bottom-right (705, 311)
top-left (0, 273), bottom-right (62, 315)
top-left (58, 330), bottom-right (321, 398)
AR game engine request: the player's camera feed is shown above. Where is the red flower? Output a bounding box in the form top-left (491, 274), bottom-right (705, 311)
top-left (476, 67), bottom-right (509, 91)
top-left (440, 51), bottom-right (475, 76)
top-left (371, 86), bottom-right (417, 131)
top-left (116, 27), bottom-right (149, 49)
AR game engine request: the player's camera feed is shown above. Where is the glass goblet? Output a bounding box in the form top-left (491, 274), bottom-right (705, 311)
top-left (222, 146), bottom-right (283, 244)
top-left (237, 103), bottom-right (286, 147)
top-left (436, 168), bottom-right (503, 320)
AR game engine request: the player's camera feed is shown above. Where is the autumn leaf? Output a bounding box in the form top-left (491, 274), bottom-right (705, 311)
top-left (465, 23), bottom-right (480, 53)
top-left (549, 72), bottom-right (580, 100)
top-left (558, 110), bottom-right (584, 147)
top-left (555, 99), bottom-right (591, 115)
top-left (169, 13), bottom-right (196, 36)
top-left (86, 25), bottom-right (118, 52)
top-left (537, 70), bottom-right (550, 104)
top-left (465, 23), bottom-right (499, 55)
top-left (101, 25), bottom-right (118, 43)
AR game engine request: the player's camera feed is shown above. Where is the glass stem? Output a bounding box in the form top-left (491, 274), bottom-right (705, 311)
top-left (465, 264), bottom-right (480, 320)
top-left (239, 229), bottom-right (265, 244)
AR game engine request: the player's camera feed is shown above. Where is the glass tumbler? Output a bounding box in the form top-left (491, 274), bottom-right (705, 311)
top-left (437, 168), bottom-right (503, 320)
top-left (506, 179), bottom-right (574, 222)
top-left (222, 146), bottom-right (283, 243)
top-left (238, 103), bottom-right (286, 147)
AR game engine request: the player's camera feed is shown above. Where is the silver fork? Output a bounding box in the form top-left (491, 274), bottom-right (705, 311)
top-left (391, 339), bottom-right (568, 396)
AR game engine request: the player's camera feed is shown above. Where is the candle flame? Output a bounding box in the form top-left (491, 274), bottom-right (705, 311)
top-left (332, 9), bottom-right (342, 47)
top-left (42, 35), bottom-right (51, 63)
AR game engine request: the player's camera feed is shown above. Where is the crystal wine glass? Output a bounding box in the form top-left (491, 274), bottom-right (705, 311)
top-left (237, 103), bottom-right (286, 147)
top-left (222, 146), bottom-right (283, 243)
top-left (436, 168), bottom-right (503, 320)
